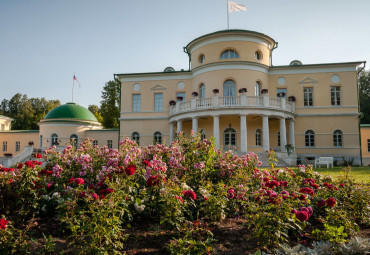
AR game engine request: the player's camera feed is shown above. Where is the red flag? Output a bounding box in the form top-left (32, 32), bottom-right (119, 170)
top-left (73, 74), bottom-right (81, 87)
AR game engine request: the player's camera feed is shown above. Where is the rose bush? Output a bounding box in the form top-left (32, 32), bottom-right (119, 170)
top-left (0, 133), bottom-right (369, 253)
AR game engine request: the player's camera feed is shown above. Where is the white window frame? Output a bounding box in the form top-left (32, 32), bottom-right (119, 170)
top-left (15, 141), bottom-right (20, 152)
top-left (331, 86), bottom-right (341, 106)
top-left (304, 87), bottom-right (313, 106)
top-left (132, 94), bottom-right (141, 112)
top-left (107, 140), bottom-right (113, 149)
top-left (3, 141), bottom-right (7, 152)
top-left (154, 93), bottom-right (163, 112)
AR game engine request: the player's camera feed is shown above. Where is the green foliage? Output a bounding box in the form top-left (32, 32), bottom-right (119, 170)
top-left (359, 69), bottom-right (370, 124)
top-left (168, 227), bottom-right (216, 255)
top-left (0, 93), bottom-right (60, 130)
top-left (0, 219), bottom-right (35, 254)
top-left (100, 80), bottom-right (120, 128)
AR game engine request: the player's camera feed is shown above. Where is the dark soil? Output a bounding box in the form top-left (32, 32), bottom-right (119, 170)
top-left (27, 217), bottom-right (370, 255)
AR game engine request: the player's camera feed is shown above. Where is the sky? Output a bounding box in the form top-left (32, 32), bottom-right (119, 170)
top-left (1, 0), bottom-right (369, 108)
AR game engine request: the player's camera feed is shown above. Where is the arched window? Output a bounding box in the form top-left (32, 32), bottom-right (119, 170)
top-left (132, 132), bottom-right (140, 145)
top-left (224, 128), bottom-right (236, 149)
top-left (70, 134), bottom-right (78, 147)
top-left (154, 132), bottom-right (162, 144)
top-left (200, 129), bottom-right (206, 140)
top-left (277, 131), bottom-right (280, 147)
top-left (51, 133), bottom-right (58, 146)
top-left (333, 130), bottom-right (343, 147)
top-left (255, 81), bottom-right (261, 96)
top-left (256, 129), bottom-right (262, 146)
top-left (305, 130), bottom-right (315, 147)
top-left (220, 50), bottom-right (239, 59)
top-left (223, 80), bottom-right (236, 105)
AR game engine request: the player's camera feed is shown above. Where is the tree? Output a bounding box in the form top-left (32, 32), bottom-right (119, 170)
top-left (100, 80), bottom-right (120, 128)
top-left (88, 104), bottom-right (103, 123)
top-left (359, 69), bottom-right (370, 124)
top-left (0, 93), bottom-right (60, 130)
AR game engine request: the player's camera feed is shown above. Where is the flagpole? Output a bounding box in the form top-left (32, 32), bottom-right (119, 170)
top-left (72, 73), bottom-right (74, 103)
top-left (227, 0), bottom-right (229, 29)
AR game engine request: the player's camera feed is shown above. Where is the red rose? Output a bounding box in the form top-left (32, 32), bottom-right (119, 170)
top-left (75, 178), bottom-right (84, 185)
top-left (176, 196), bottom-right (184, 203)
top-left (339, 183), bottom-right (345, 188)
top-left (91, 193), bottom-right (98, 200)
top-left (299, 194), bottom-right (306, 200)
top-left (35, 153), bottom-right (42, 159)
top-left (125, 164), bottom-right (136, 176)
top-left (317, 199), bottom-right (326, 207)
top-left (295, 211), bottom-right (309, 222)
top-left (146, 175), bottom-right (160, 187)
top-left (17, 163), bottom-right (24, 169)
top-left (184, 190), bottom-right (196, 200)
top-left (227, 188), bottom-right (236, 199)
top-left (69, 177), bottom-right (75, 184)
top-left (299, 187), bottom-right (314, 196)
top-left (0, 218), bottom-right (9, 229)
top-left (25, 161), bottom-right (35, 168)
top-left (326, 197), bottom-right (337, 207)
top-left (78, 191), bottom-right (86, 198)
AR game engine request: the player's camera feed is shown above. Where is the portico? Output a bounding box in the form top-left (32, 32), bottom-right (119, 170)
top-left (168, 95), bottom-right (295, 153)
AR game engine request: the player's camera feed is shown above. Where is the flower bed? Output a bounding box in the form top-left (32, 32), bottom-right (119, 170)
top-left (0, 135), bottom-right (369, 254)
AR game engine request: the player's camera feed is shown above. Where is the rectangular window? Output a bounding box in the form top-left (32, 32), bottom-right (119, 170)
top-left (277, 88), bottom-right (287, 98)
top-left (2, 141), bottom-right (7, 152)
top-left (304, 87), bottom-right (313, 106)
top-left (154, 93), bottom-right (163, 111)
top-left (331, 86), bottom-right (341, 106)
top-left (107, 140), bottom-right (112, 149)
top-left (15, 141), bottom-right (20, 152)
top-left (93, 140), bottom-right (98, 146)
top-left (132, 94), bottom-right (141, 112)
top-left (176, 92), bottom-right (185, 102)
top-left (368, 139), bottom-right (370, 152)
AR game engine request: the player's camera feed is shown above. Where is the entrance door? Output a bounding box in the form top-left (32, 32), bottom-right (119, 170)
top-left (224, 128), bottom-right (237, 150)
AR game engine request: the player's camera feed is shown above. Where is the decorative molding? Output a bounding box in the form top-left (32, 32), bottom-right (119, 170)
top-left (295, 106), bottom-right (358, 109)
top-left (295, 147), bottom-right (360, 149)
top-left (299, 77), bottom-right (317, 88)
top-left (296, 113), bottom-right (359, 117)
top-left (151, 84), bottom-right (166, 91)
top-left (121, 73), bottom-right (192, 82)
top-left (269, 66), bottom-right (356, 75)
top-left (119, 117), bottom-right (169, 121)
top-left (192, 61), bottom-right (269, 77)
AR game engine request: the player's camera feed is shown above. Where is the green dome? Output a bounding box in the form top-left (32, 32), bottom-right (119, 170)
top-left (44, 102), bottom-right (98, 122)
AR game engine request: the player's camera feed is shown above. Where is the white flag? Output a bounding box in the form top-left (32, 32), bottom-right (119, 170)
top-left (228, 1), bottom-right (246, 13)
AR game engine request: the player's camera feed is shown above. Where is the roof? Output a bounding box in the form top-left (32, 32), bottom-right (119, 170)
top-left (185, 29), bottom-right (276, 52)
top-left (271, 61), bottom-right (365, 69)
top-left (360, 124), bottom-right (370, 127)
top-left (0, 114), bottom-right (14, 121)
top-left (43, 102), bottom-right (98, 122)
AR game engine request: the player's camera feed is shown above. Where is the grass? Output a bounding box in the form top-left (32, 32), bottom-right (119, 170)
top-left (312, 166), bottom-right (370, 184)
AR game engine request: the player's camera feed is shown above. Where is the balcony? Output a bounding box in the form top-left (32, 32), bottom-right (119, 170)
top-left (169, 95), bottom-right (295, 117)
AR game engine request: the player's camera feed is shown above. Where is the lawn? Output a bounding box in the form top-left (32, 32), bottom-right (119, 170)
top-left (309, 166), bottom-right (369, 183)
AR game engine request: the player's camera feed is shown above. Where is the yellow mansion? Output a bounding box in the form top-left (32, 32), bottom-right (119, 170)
top-left (1, 29), bottom-right (369, 166)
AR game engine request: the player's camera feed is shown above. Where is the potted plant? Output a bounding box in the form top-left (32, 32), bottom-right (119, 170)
top-left (288, 96), bottom-right (296, 102)
top-left (212, 89), bottom-right (219, 94)
top-left (3, 153), bottom-right (13, 158)
top-left (261, 89), bottom-right (268, 94)
top-left (28, 141), bottom-right (34, 146)
top-left (277, 92), bottom-right (286, 98)
top-left (238, 88), bottom-right (247, 94)
top-left (169, 100), bottom-right (176, 106)
top-left (176, 96), bottom-right (183, 101)
top-left (192, 91), bottom-right (199, 97)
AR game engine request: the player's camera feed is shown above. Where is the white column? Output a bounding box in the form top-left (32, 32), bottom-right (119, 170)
top-left (262, 115), bottom-right (270, 151)
top-left (240, 115), bottom-right (248, 153)
top-left (169, 122), bottom-right (174, 143)
top-left (289, 119), bottom-right (295, 152)
top-left (192, 117), bottom-right (198, 137)
top-left (177, 120), bottom-right (183, 133)
top-left (213, 115), bottom-right (220, 149)
top-left (279, 118), bottom-right (287, 152)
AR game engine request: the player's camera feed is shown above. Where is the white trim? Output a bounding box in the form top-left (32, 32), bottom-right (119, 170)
top-left (121, 74), bottom-right (192, 82)
top-left (296, 147), bottom-right (360, 149)
top-left (39, 123), bottom-right (102, 128)
top-left (295, 106), bottom-right (358, 109)
top-left (189, 35), bottom-right (271, 53)
top-left (269, 66), bottom-right (356, 75)
top-left (297, 113), bottom-right (359, 117)
top-left (192, 62), bottom-right (269, 76)
top-left (296, 133), bottom-right (359, 135)
top-left (151, 84), bottom-right (166, 91)
top-left (121, 111), bottom-right (169, 114)
top-left (119, 117), bottom-right (169, 121)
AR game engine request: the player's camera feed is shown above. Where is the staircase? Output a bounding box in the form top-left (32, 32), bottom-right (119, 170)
top-left (256, 152), bottom-right (290, 168)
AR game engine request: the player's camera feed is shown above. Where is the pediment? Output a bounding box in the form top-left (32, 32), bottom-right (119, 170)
top-left (300, 77), bottom-right (317, 87)
top-left (151, 84), bottom-right (166, 91)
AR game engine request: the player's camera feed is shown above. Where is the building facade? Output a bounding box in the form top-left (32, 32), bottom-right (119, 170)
top-left (116, 29), bottom-right (364, 165)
